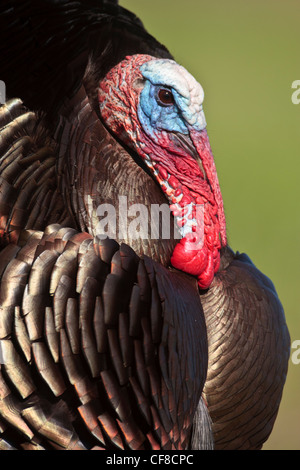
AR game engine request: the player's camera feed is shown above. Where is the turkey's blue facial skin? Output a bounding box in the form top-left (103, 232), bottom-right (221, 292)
top-left (138, 81), bottom-right (189, 137)
top-left (137, 59), bottom-right (206, 140)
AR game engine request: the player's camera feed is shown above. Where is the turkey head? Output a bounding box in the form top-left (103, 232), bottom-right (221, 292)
top-left (98, 54), bottom-right (226, 289)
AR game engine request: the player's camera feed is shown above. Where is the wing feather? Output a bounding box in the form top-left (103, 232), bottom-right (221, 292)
top-left (0, 225), bottom-right (208, 449)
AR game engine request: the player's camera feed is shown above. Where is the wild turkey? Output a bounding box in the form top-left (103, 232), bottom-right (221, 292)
top-left (0, 0), bottom-right (290, 450)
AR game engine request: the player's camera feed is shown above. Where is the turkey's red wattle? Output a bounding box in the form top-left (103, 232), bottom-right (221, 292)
top-left (169, 128), bottom-right (226, 290)
top-left (136, 128), bottom-right (225, 290)
top-left (171, 236), bottom-right (216, 289)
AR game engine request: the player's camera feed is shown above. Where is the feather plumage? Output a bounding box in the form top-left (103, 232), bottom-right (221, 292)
top-left (0, 0), bottom-right (289, 451)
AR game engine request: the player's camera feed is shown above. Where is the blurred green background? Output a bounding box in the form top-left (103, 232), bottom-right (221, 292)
top-left (121, 0), bottom-right (300, 450)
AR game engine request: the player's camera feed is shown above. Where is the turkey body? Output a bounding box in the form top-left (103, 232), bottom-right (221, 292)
top-left (0, 0), bottom-right (290, 450)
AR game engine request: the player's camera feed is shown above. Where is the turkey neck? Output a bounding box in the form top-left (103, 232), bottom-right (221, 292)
top-left (55, 86), bottom-right (179, 266)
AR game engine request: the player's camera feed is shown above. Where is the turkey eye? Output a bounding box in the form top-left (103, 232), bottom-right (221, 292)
top-left (157, 88), bottom-right (175, 106)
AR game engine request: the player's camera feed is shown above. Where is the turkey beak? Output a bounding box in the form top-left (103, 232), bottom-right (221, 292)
top-left (170, 132), bottom-right (207, 180)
